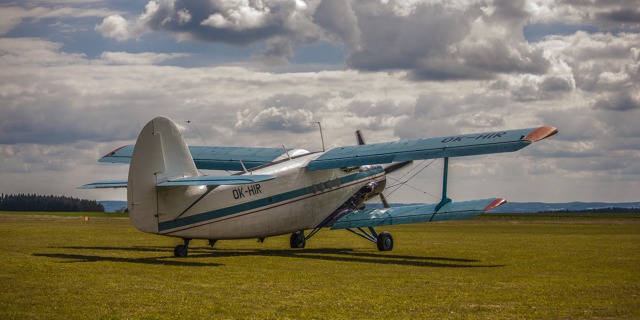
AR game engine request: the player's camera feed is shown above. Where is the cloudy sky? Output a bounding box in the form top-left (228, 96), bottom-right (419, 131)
top-left (1, 0), bottom-right (639, 204)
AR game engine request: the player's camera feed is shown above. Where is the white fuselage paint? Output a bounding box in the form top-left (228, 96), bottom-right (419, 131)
top-left (154, 153), bottom-right (386, 240)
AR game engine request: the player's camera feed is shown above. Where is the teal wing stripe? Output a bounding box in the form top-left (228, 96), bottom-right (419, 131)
top-left (157, 168), bottom-right (384, 233)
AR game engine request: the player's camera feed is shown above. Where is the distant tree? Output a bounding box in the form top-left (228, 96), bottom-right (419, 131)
top-left (0, 194), bottom-right (104, 212)
top-left (537, 207), bottom-right (640, 214)
top-left (115, 207), bottom-right (129, 214)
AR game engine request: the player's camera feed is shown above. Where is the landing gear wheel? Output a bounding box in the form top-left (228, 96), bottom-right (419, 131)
top-left (290, 231), bottom-right (306, 249)
top-left (376, 231), bottom-right (393, 251)
top-left (174, 244), bottom-right (188, 257)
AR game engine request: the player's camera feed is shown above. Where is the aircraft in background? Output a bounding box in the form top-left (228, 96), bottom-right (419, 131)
top-left (82, 116), bottom-right (557, 257)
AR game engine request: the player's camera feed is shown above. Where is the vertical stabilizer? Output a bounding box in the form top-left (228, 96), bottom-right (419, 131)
top-left (127, 117), bottom-right (199, 233)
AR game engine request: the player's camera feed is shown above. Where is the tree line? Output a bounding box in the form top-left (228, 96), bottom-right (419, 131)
top-left (0, 194), bottom-right (104, 212)
top-left (538, 207), bottom-right (639, 214)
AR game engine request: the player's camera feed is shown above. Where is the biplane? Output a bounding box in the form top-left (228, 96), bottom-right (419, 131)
top-left (82, 116), bottom-right (557, 257)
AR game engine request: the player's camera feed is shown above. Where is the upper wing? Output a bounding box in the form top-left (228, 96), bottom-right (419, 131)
top-left (330, 198), bottom-right (506, 230)
top-left (307, 126), bottom-right (557, 171)
top-left (100, 145), bottom-right (295, 171)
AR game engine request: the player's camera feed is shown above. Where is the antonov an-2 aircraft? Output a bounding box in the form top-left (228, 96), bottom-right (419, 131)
top-left (82, 116), bottom-right (557, 257)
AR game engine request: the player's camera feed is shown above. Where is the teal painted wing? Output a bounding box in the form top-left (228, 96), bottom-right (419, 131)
top-left (78, 179), bottom-right (128, 189)
top-left (307, 126), bottom-right (557, 171)
top-left (330, 198), bottom-right (506, 229)
top-left (80, 175), bottom-right (275, 189)
top-left (156, 174), bottom-right (275, 187)
top-left (100, 145), bottom-right (293, 171)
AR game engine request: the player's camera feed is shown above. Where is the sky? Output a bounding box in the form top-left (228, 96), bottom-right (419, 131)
top-left (1, 0), bottom-right (639, 204)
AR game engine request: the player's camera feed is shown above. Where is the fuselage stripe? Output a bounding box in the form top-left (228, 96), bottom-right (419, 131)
top-left (158, 168), bottom-right (384, 234)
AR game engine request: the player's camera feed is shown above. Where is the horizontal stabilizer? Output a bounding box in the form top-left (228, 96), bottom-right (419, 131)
top-left (156, 174), bottom-right (275, 187)
top-left (78, 179), bottom-right (128, 189)
top-left (307, 126), bottom-right (557, 170)
top-left (100, 145), bottom-right (294, 171)
top-left (80, 175), bottom-right (275, 189)
top-left (330, 198), bottom-right (506, 230)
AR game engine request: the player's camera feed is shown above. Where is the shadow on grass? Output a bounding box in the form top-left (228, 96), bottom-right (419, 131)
top-left (201, 248), bottom-right (503, 268)
top-left (39, 246), bottom-right (503, 268)
top-left (33, 252), bottom-right (223, 267)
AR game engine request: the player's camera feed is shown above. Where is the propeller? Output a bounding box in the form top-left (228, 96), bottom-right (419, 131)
top-left (356, 129), bottom-right (413, 174)
top-left (379, 193), bottom-right (390, 209)
top-left (355, 129), bottom-right (366, 145)
top-left (355, 129), bottom-right (413, 209)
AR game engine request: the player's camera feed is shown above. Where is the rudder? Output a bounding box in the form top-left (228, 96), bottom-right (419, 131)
top-left (127, 117), bottom-right (200, 233)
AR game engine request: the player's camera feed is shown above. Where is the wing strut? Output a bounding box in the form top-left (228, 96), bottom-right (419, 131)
top-left (345, 227), bottom-right (379, 243)
top-left (435, 157), bottom-right (452, 211)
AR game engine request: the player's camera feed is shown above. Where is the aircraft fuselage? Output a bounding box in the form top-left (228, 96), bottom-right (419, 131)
top-left (155, 153), bottom-right (386, 240)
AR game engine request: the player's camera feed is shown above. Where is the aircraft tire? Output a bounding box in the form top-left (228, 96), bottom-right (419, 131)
top-left (174, 244), bottom-right (188, 257)
top-left (289, 231), bottom-right (306, 249)
top-left (376, 232), bottom-right (393, 251)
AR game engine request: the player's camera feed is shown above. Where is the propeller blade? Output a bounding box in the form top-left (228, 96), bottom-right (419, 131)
top-left (380, 193), bottom-right (390, 209)
top-left (355, 129), bottom-right (366, 145)
top-left (383, 161), bottom-right (414, 174)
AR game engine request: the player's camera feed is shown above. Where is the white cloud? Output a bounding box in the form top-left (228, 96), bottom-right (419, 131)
top-left (0, 38), bottom-right (86, 66)
top-left (95, 14), bottom-right (135, 41)
top-left (201, 3), bottom-right (270, 31)
top-left (99, 51), bottom-right (189, 65)
top-left (176, 8), bottom-right (191, 25)
top-left (235, 107), bottom-right (316, 133)
top-left (0, 6), bottom-right (116, 36)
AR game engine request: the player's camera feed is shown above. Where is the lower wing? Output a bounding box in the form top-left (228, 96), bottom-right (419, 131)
top-left (330, 198), bottom-right (506, 229)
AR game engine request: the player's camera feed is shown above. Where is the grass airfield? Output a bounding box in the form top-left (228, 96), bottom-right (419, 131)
top-left (1, 213), bottom-right (639, 319)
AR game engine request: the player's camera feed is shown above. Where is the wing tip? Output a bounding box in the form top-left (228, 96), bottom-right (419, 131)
top-left (523, 126), bottom-right (558, 142)
top-left (484, 198), bottom-right (507, 211)
top-left (102, 145), bottom-right (129, 158)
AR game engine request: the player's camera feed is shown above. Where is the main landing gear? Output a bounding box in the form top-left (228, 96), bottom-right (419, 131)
top-left (173, 229), bottom-right (393, 257)
top-left (376, 231), bottom-right (394, 251)
top-left (346, 227), bottom-right (394, 252)
top-left (290, 231), bottom-right (306, 248)
top-left (289, 228), bottom-right (394, 252)
top-left (174, 238), bottom-right (190, 257)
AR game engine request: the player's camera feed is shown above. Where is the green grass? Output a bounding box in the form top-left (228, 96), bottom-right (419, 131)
top-left (1, 213), bottom-right (638, 319)
top-left (0, 211), bottom-right (128, 218)
top-left (481, 212), bottom-right (640, 220)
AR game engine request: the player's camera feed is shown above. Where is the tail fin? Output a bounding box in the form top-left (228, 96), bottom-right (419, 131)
top-left (127, 116), bottom-right (200, 233)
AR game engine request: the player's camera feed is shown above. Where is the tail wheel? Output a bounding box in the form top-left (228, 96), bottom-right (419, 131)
top-left (289, 231), bottom-right (306, 249)
top-left (376, 231), bottom-right (393, 251)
